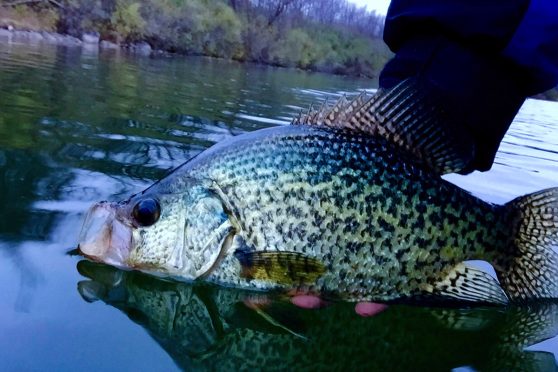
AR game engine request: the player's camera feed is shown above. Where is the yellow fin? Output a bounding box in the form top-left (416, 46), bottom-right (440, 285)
top-left (234, 250), bottom-right (326, 286)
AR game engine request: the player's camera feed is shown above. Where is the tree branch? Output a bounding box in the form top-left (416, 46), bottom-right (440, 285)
top-left (47, 0), bottom-right (63, 8)
top-left (1, 0), bottom-right (63, 8)
top-left (267, 0), bottom-right (297, 27)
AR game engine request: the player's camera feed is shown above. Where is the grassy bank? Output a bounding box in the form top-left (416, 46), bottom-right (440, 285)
top-left (0, 0), bottom-right (392, 79)
top-left (2, 0), bottom-right (556, 100)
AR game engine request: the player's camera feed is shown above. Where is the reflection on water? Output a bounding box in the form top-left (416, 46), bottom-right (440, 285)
top-left (77, 260), bottom-right (558, 371)
top-left (1, 38), bottom-right (558, 370)
top-left (444, 99), bottom-right (558, 204)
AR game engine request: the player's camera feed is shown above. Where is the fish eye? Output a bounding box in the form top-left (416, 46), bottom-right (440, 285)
top-left (132, 198), bottom-right (161, 227)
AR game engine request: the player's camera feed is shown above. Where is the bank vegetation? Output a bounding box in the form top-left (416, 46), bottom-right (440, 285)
top-left (0, 0), bottom-right (392, 78)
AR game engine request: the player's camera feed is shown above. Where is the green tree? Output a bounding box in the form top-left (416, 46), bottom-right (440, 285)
top-left (111, 0), bottom-right (145, 40)
top-left (1, 0), bottom-right (393, 80)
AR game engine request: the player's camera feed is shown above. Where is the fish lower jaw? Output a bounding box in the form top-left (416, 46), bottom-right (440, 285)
top-left (79, 245), bottom-right (131, 269)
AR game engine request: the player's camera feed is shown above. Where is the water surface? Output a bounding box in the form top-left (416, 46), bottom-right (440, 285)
top-left (1, 37), bottom-right (558, 371)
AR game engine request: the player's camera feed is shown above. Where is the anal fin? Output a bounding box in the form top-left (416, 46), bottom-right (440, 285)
top-left (424, 263), bottom-right (509, 305)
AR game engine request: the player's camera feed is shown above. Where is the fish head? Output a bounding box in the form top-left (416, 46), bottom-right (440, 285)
top-left (78, 178), bottom-right (233, 279)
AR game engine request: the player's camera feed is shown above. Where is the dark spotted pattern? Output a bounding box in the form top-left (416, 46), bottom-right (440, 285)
top-left (163, 125), bottom-right (511, 301)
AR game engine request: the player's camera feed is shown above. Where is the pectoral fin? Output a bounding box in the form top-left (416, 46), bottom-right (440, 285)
top-left (234, 250), bottom-right (326, 286)
top-left (248, 303), bottom-right (307, 340)
top-left (424, 263), bottom-right (509, 305)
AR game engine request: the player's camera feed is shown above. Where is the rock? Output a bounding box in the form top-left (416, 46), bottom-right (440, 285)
top-left (99, 40), bottom-right (120, 49)
top-left (82, 32), bottom-right (100, 44)
top-left (0, 29), bottom-right (99, 48)
top-left (127, 41), bottom-right (152, 55)
top-left (7, 25), bottom-right (14, 31)
top-left (23, 31), bottom-right (44, 42)
top-left (40, 32), bottom-right (58, 43)
top-left (40, 31), bottom-right (81, 47)
top-left (64, 35), bottom-right (82, 46)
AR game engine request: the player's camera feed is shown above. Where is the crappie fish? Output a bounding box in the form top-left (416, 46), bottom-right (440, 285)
top-left (77, 260), bottom-right (558, 371)
top-left (77, 79), bottom-right (558, 305)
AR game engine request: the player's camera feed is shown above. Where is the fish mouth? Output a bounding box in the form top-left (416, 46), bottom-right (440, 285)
top-left (77, 202), bottom-right (133, 267)
top-left (76, 260), bottom-right (126, 303)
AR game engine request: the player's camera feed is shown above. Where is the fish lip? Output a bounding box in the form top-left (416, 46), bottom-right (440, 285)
top-left (78, 201), bottom-right (133, 267)
top-left (77, 280), bottom-right (105, 303)
top-left (76, 245), bottom-right (96, 261)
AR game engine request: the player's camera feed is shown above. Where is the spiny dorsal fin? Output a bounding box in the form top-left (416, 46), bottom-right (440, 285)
top-left (292, 79), bottom-right (475, 174)
top-left (234, 250), bottom-right (326, 286)
top-left (422, 262), bottom-right (509, 305)
top-left (293, 94), bottom-right (362, 127)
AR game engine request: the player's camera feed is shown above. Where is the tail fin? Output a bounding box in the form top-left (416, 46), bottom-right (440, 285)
top-left (496, 188), bottom-right (558, 301)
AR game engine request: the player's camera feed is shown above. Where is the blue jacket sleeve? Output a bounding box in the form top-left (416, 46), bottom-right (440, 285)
top-left (383, 0), bottom-right (529, 53)
top-left (379, 0), bottom-right (558, 172)
top-left (381, 0), bottom-right (558, 93)
top-left (503, 0), bottom-right (558, 93)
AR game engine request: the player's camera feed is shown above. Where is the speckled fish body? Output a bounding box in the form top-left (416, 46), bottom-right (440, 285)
top-left (183, 125), bottom-right (505, 299)
top-left (80, 125), bottom-right (503, 302)
top-left (78, 80), bottom-right (558, 304)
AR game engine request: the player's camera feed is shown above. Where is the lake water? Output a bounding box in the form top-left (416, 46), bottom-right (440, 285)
top-left (2, 37), bottom-right (558, 371)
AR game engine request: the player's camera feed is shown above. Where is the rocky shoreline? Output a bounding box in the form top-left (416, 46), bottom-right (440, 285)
top-left (0, 27), bottom-right (157, 55)
top-left (2, 26), bottom-right (557, 102)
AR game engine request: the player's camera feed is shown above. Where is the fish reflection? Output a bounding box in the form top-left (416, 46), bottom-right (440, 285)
top-left (77, 260), bottom-right (558, 371)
